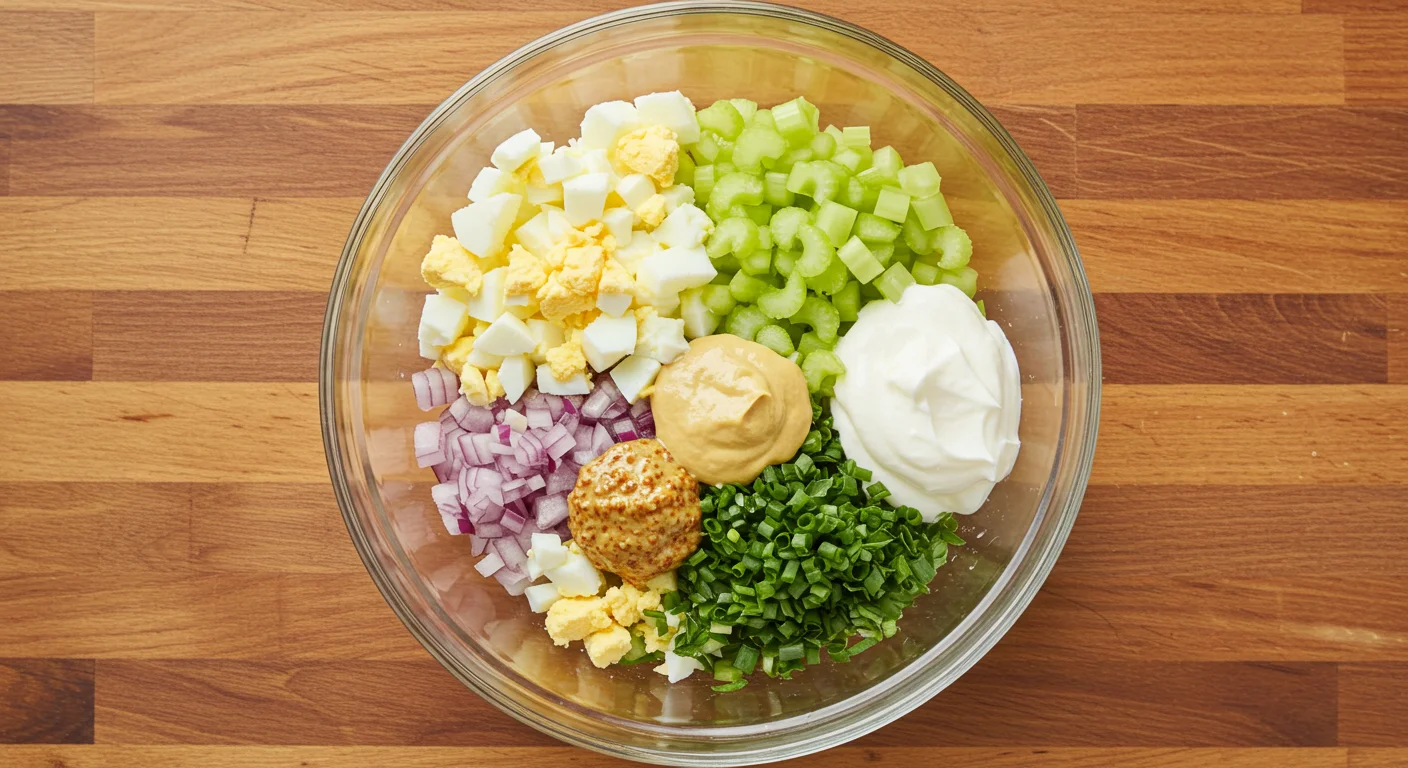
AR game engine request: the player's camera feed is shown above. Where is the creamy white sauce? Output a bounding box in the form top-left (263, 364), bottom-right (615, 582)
top-left (831, 284), bottom-right (1021, 520)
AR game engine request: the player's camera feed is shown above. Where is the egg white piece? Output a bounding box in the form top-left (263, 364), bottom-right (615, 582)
top-left (490, 128), bottom-right (542, 172)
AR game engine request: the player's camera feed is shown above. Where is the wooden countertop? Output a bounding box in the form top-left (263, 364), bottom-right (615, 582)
top-left (1, 1), bottom-right (1405, 766)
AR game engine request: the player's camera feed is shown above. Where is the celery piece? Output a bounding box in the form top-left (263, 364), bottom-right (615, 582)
top-left (912, 261), bottom-right (940, 286)
top-left (795, 223), bottom-right (835, 278)
top-left (805, 251), bottom-right (851, 295)
top-left (774, 249), bottom-right (797, 277)
top-left (832, 147), bottom-right (865, 174)
top-left (714, 160), bottom-right (736, 177)
top-left (734, 125), bottom-right (788, 173)
top-left (764, 171), bottom-right (795, 207)
top-left (707, 217), bottom-right (760, 261)
top-left (728, 98), bottom-right (758, 123)
top-left (824, 124), bottom-right (845, 142)
top-left (744, 203), bottom-right (773, 227)
top-left (911, 193), bottom-right (953, 230)
top-left (892, 241), bottom-right (914, 268)
top-left (785, 161), bottom-right (815, 196)
top-left (797, 331), bottom-right (835, 356)
top-left (870, 242), bottom-right (895, 267)
top-left (874, 188), bottom-right (911, 224)
top-left (815, 201), bottom-right (859, 247)
top-left (840, 176), bottom-right (869, 209)
top-left (676, 151), bottom-right (696, 187)
top-left (729, 270), bottom-right (774, 304)
top-left (791, 296), bottom-right (841, 343)
top-left (754, 324), bottom-right (796, 357)
top-left (756, 225), bottom-right (772, 251)
top-left (939, 266), bottom-right (979, 298)
top-left (770, 206), bottom-right (811, 250)
top-left (869, 146), bottom-right (903, 180)
top-left (694, 164), bottom-right (716, 201)
top-left (712, 254), bottom-right (741, 273)
top-left (902, 213), bottom-right (936, 256)
top-left (702, 284), bottom-right (738, 316)
top-left (724, 304), bottom-right (769, 341)
top-left (811, 161), bottom-right (846, 204)
top-left (842, 126), bottom-right (871, 149)
top-left (708, 173), bottom-right (764, 220)
top-left (935, 225), bottom-right (973, 270)
top-left (834, 281), bottom-right (861, 321)
top-left (758, 269), bottom-right (807, 320)
top-left (976, 299), bottom-right (986, 317)
top-left (773, 98), bottom-right (817, 146)
top-left (856, 167), bottom-right (888, 187)
top-left (694, 132), bottom-right (721, 163)
top-left (698, 100), bottom-right (745, 141)
top-left (836, 236), bottom-right (884, 284)
top-left (809, 132), bottom-right (836, 160)
top-left (854, 212), bottom-right (902, 244)
top-left (751, 108), bottom-right (775, 131)
top-left (898, 161), bottom-right (942, 198)
top-left (875, 263), bottom-right (917, 302)
top-left (739, 247), bottom-right (773, 276)
top-left (777, 147), bottom-right (813, 173)
top-left (859, 281), bottom-right (883, 302)
top-left (801, 349), bottom-right (846, 394)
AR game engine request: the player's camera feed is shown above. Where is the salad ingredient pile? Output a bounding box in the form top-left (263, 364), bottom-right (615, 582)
top-left (407, 91), bottom-right (1022, 691)
top-left (649, 334), bottom-right (811, 485)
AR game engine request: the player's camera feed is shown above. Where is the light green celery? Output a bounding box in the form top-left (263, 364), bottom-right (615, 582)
top-left (856, 166), bottom-right (888, 187)
top-left (814, 201), bottom-right (858, 247)
top-left (785, 161), bottom-right (845, 204)
top-left (809, 132), bottom-right (836, 160)
top-left (693, 132), bottom-right (721, 163)
top-left (935, 226), bottom-right (973, 270)
top-left (724, 304), bottom-right (769, 341)
top-left (738, 248), bottom-right (772, 276)
top-left (824, 124), bottom-right (845, 142)
top-left (706, 217), bottom-right (759, 261)
top-left (764, 172), bottom-right (795, 207)
top-left (701, 284), bottom-right (738, 316)
top-left (854, 213), bottom-right (901, 244)
top-left (676, 152), bottom-right (696, 187)
top-left (840, 176), bottom-right (871, 209)
top-left (744, 203), bottom-right (773, 227)
top-left (729, 270), bottom-right (774, 303)
top-left (869, 146), bottom-right (903, 180)
top-left (773, 98), bottom-right (818, 146)
top-left (714, 160), bottom-right (736, 177)
top-left (756, 225), bottom-right (773, 251)
top-left (842, 126), bottom-right (871, 149)
top-left (728, 98), bottom-right (758, 122)
top-left (698, 100), bottom-right (745, 140)
top-left (769, 207), bottom-right (810, 250)
top-left (693, 164), bottom-right (716, 200)
top-left (902, 214), bottom-right (936, 256)
top-left (794, 223), bottom-right (835, 277)
top-left (776, 147), bottom-right (813, 172)
top-left (751, 108), bottom-right (775, 131)
top-left (805, 252), bottom-right (850, 295)
top-left (836, 236), bottom-right (884, 283)
top-left (713, 140), bottom-right (735, 165)
top-left (774, 249), bottom-right (797, 276)
top-left (939, 266), bottom-right (978, 298)
top-left (892, 241), bottom-right (915, 269)
top-left (898, 161), bottom-right (941, 198)
top-left (797, 331), bottom-right (835, 357)
top-left (758, 269), bottom-right (807, 320)
top-left (790, 296), bottom-right (841, 343)
top-left (734, 125), bottom-right (788, 173)
top-left (712, 254), bottom-right (740, 273)
top-left (708, 173), bottom-right (764, 220)
top-left (754, 324), bottom-right (795, 357)
top-left (911, 193), bottom-right (953, 230)
top-left (870, 242), bottom-right (895, 267)
top-left (912, 261), bottom-right (940, 286)
top-left (976, 299), bottom-right (986, 317)
top-left (801, 349), bottom-right (846, 394)
top-left (834, 281), bottom-right (861, 321)
top-left (875, 263), bottom-right (917, 302)
top-left (873, 188), bottom-right (910, 223)
top-left (710, 270), bottom-right (734, 286)
top-left (831, 147), bottom-right (871, 175)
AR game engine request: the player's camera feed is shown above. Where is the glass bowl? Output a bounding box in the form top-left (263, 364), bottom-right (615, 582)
top-left (320, 1), bottom-right (1100, 764)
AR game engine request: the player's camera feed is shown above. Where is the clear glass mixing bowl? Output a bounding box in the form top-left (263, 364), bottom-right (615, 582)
top-left (320, 2), bottom-right (1100, 764)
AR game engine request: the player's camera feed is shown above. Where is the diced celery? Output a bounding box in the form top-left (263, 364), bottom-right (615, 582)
top-left (769, 206), bottom-right (810, 250)
top-left (875, 263), bottom-right (917, 302)
top-left (694, 132), bottom-right (721, 163)
top-left (874, 188), bottom-right (911, 223)
top-left (712, 254), bottom-right (740, 273)
top-left (784, 161), bottom-right (844, 203)
top-left (859, 281), bottom-right (883, 302)
top-left (870, 242), bottom-right (895, 267)
top-left (805, 251), bottom-right (850, 295)
top-left (755, 324), bottom-right (795, 357)
top-left (935, 225), bottom-right (973, 269)
top-left (840, 176), bottom-right (870, 209)
top-left (698, 100), bottom-right (745, 141)
top-left (774, 249), bottom-right (797, 276)
top-left (837, 236), bottom-right (884, 284)
top-left (702, 284), bottom-right (738, 316)
top-left (976, 299), bottom-right (986, 317)
top-left (809, 132), bottom-right (836, 160)
top-left (814, 201), bottom-right (858, 247)
top-left (734, 125), bottom-right (788, 173)
top-left (764, 171), bottom-right (795, 207)
top-left (676, 151), bottom-right (696, 187)
top-left (801, 349), bottom-right (846, 394)
top-left (728, 98), bottom-right (758, 123)
top-left (842, 126), bottom-right (871, 149)
top-left (902, 213), bottom-right (936, 255)
top-left (791, 296), bottom-right (841, 343)
top-left (783, 319), bottom-right (804, 346)
top-left (854, 212), bottom-right (902, 244)
top-left (777, 147), bottom-right (813, 172)
top-left (707, 217), bottom-right (759, 260)
top-left (912, 261), bottom-right (940, 286)
top-left (824, 125), bottom-right (845, 142)
top-left (708, 173), bottom-right (764, 219)
top-left (892, 241), bottom-right (915, 269)
top-left (869, 146), bottom-right (903, 181)
top-left (911, 193), bottom-right (953, 230)
top-left (773, 97), bottom-right (818, 146)
top-left (898, 161), bottom-right (941, 198)
top-left (832, 147), bottom-right (866, 174)
top-left (724, 304), bottom-right (769, 341)
top-left (714, 160), bottom-right (736, 177)
top-left (744, 203), bottom-right (773, 227)
top-left (795, 223), bottom-right (835, 277)
top-left (756, 225), bottom-right (772, 251)
top-left (694, 164), bottom-right (716, 201)
top-left (710, 270), bottom-right (734, 286)
top-left (797, 331), bottom-right (835, 356)
top-left (751, 108), bottom-right (775, 131)
top-left (856, 166), bottom-right (888, 187)
top-left (758, 269), bottom-right (806, 320)
top-left (834, 281), bottom-right (861, 321)
top-left (939, 266), bottom-right (978, 298)
top-left (729, 270), bottom-right (774, 304)
top-left (739, 247), bottom-right (772, 276)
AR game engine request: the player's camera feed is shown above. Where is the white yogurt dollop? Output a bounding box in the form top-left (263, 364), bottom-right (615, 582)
top-left (830, 283), bottom-right (1020, 520)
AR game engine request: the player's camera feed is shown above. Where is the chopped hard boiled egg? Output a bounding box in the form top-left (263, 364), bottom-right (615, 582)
top-left (610, 354), bottom-right (661, 404)
top-left (420, 235), bottom-right (485, 293)
top-left (636, 245), bottom-right (717, 296)
top-left (545, 549), bottom-right (605, 597)
top-left (476, 312), bottom-right (536, 356)
top-left (636, 309), bottom-right (690, 364)
top-left (538, 147), bottom-right (584, 184)
top-left (653, 204), bottom-right (713, 249)
top-left (615, 173), bottom-right (656, 209)
top-left (419, 293), bottom-right (469, 347)
top-left (601, 207), bottom-right (634, 248)
top-left (633, 90), bottom-right (699, 144)
top-left (524, 582), bottom-right (562, 613)
top-left (580, 100), bottom-right (641, 150)
top-left (490, 128), bottom-right (542, 172)
top-left (536, 364), bottom-right (591, 396)
top-left (496, 354), bottom-right (534, 404)
top-left (452, 193), bottom-right (521, 259)
top-left (582, 315), bottom-right (637, 372)
top-left (465, 266), bottom-right (507, 323)
top-left (562, 172), bottom-right (610, 227)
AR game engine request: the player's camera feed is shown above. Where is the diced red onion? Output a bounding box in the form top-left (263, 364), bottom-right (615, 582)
top-left (496, 455), bottom-right (528, 478)
top-left (602, 399), bottom-right (629, 421)
top-left (526, 407), bottom-right (553, 431)
top-left (609, 417), bottom-right (639, 442)
top-left (493, 536), bottom-right (529, 574)
top-left (500, 509), bottom-right (526, 533)
top-left (475, 521), bottom-right (506, 538)
top-left (470, 534), bottom-right (488, 556)
top-left (441, 513), bottom-right (471, 536)
top-left (637, 419), bottom-right (656, 440)
top-left (496, 570), bottom-right (531, 596)
top-left (544, 394), bottom-right (565, 420)
top-left (629, 398), bottom-right (651, 419)
top-left (413, 421), bottom-right (447, 468)
top-left (501, 477), bottom-right (528, 504)
top-left (571, 449), bottom-right (597, 466)
top-left (595, 375), bottom-right (622, 403)
top-left (495, 423), bottom-right (512, 445)
top-left (591, 423), bottom-right (613, 455)
top-left (526, 474), bottom-right (546, 492)
top-left (561, 396), bottom-right (580, 415)
top-left (431, 482), bottom-right (460, 514)
top-left (474, 551), bottom-right (505, 577)
top-left (581, 387), bottom-right (613, 420)
top-left (513, 430), bottom-right (545, 469)
top-left (411, 367), bottom-right (458, 411)
top-left (450, 397), bottom-right (496, 432)
top-left (558, 412), bottom-right (580, 436)
top-left (534, 493), bottom-right (570, 529)
top-left (432, 460), bottom-right (454, 484)
top-left (546, 465), bottom-right (578, 495)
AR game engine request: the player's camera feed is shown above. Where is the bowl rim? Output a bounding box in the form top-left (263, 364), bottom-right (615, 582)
top-left (320, 1), bottom-right (1101, 764)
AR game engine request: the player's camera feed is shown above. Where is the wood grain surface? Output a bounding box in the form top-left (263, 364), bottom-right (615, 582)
top-left (1, 1), bottom-right (1405, 766)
